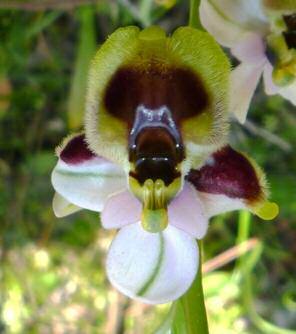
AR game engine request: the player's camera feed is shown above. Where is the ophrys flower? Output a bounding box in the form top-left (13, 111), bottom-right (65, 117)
top-left (51, 26), bottom-right (278, 304)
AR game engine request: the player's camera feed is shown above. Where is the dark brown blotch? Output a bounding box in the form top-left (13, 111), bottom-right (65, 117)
top-left (283, 31), bottom-right (296, 49)
top-left (186, 146), bottom-right (262, 202)
top-left (60, 134), bottom-right (96, 164)
top-left (283, 14), bottom-right (296, 31)
top-left (283, 14), bottom-right (296, 49)
top-left (129, 127), bottom-right (182, 186)
top-left (104, 64), bottom-right (209, 127)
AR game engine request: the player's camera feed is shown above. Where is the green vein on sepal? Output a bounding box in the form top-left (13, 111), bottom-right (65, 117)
top-left (54, 169), bottom-right (123, 179)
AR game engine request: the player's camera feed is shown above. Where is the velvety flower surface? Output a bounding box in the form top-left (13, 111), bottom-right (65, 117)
top-left (51, 26), bottom-right (278, 304)
top-left (200, 0), bottom-right (296, 122)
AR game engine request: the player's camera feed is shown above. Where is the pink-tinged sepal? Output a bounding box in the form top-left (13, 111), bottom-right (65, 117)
top-left (231, 32), bottom-right (266, 64)
top-left (230, 61), bottom-right (265, 123)
top-left (101, 190), bottom-right (141, 229)
top-left (229, 32), bottom-right (267, 122)
top-left (101, 183), bottom-right (209, 239)
top-left (51, 133), bottom-right (127, 213)
top-left (187, 146), bottom-right (279, 219)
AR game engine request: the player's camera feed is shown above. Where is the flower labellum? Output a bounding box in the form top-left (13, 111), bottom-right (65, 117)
top-left (51, 26), bottom-right (278, 304)
top-left (86, 25), bottom-right (231, 234)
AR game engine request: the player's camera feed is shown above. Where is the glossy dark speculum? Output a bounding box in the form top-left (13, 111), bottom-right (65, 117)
top-left (129, 126), bottom-right (182, 185)
top-left (186, 146), bottom-right (263, 202)
top-left (103, 63), bottom-right (209, 185)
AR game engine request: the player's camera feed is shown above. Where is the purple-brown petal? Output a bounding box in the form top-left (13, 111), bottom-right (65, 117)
top-left (186, 146), bottom-right (264, 203)
top-left (60, 134), bottom-right (96, 164)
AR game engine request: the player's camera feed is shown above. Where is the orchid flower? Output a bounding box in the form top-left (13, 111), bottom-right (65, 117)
top-left (200, 0), bottom-right (296, 122)
top-left (51, 26), bottom-right (278, 304)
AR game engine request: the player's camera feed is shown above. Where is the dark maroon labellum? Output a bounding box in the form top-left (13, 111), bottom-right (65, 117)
top-left (60, 134), bottom-right (96, 164)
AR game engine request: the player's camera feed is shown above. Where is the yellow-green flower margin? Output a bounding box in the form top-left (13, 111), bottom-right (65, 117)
top-left (241, 152), bottom-right (278, 220)
top-left (85, 26), bottom-right (230, 169)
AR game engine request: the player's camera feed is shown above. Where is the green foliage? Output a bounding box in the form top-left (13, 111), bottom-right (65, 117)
top-left (67, 7), bottom-right (96, 130)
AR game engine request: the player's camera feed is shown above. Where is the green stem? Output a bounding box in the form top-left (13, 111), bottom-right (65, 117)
top-left (235, 211), bottom-right (296, 334)
top-left (235, 210), bottom-right (251, 271)
top-left (180, 240), bottom-right (209, 334)
top-left (237, 211), bottom-right (251, 243)
top-left (189, 0), bottom-right (202, 29)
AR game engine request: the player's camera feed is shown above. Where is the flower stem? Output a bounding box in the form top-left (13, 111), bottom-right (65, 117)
top-left (235, 211), bottom-right (296, 334)
top-left (180, 240), bottom-right (209, 334)
top-left (189, 0), bottom-right (202, 29)
top-left (235, 210), bottom-right (251, 270)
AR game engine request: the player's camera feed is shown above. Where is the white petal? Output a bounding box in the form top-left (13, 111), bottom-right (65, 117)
top-left (200, 0), bottom-right (246, 48)
top-left (168, 183), bottom-right (209, 239)
top-left (200, 0), bottom-right (268, 48)
top-left (231, 32), bottom-right (266, 63)
top-left (278, 81), bottom-right (296, 105)
top-left (52, 192), bottom-right (81, 217)
top-left (216, 0), bottom-right (268, 30)
top-left (230, 61), bottom-right (265, 123)
top-left (101, 190), bottom-right (141, 229)
top-left (51, 157), bottom-right (127, 212)
top-left (106, 223), bottom-right (198, 304)
top-left (197, 192), bottom-right (245, 218)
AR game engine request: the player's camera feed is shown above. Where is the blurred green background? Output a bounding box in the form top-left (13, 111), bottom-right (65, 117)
top-left (0, 1), bottom-right (295, 333)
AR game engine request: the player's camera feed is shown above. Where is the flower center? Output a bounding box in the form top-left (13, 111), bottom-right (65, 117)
top-left (129, 177), bottom-right (181, 233)
top-left (128, 105), bottom-right (184, 233)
